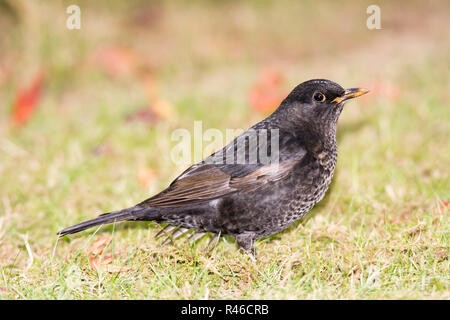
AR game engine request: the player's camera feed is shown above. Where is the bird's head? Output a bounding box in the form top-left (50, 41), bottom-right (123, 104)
top-left (275, 79), bottom-right (369, 134)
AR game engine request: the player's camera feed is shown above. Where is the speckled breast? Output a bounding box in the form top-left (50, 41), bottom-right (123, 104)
top-left (259, 147), bottom-right (338, 237)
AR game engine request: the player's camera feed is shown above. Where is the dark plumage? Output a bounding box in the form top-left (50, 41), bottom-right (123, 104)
top-left (58, 79), bottom-right (368, 260)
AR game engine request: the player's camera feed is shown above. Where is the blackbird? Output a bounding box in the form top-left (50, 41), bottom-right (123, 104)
top-left (58, 79), bottom-right (368, 260)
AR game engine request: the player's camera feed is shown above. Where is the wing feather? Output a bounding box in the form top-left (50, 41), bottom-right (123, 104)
top-left (140, 160), bottom-right (299, 208)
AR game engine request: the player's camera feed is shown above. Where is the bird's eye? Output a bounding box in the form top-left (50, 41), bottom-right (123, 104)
top-left (313, 91), bottom-right (326, 102)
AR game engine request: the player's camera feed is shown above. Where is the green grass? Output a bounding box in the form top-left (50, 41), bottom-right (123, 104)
top-left (0, 0), bottom-right (449, 299)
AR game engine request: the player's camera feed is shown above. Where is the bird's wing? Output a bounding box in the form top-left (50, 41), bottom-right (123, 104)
top-left (140, 159), bottom-right (300, 208)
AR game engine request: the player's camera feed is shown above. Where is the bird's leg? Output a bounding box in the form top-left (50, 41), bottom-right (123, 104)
top-left (236, 233), bottom-right (257, 262)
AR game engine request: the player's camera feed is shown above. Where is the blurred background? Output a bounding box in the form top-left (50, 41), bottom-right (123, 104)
top-left (0, 0), bottom-right (448, 299)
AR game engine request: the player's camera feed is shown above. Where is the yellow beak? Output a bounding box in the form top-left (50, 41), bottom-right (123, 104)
top-left (332, 88), bottom-right (369, 104)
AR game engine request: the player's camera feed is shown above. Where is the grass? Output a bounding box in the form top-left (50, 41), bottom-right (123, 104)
top-left (0, 0), bottom-right (449, 299)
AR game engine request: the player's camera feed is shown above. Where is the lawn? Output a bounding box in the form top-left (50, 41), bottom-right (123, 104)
top-left (0, 0), bottom-right (448, 299)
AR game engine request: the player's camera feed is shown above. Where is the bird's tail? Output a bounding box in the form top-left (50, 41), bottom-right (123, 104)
top-left (57, 205), bottom-right (154, 236)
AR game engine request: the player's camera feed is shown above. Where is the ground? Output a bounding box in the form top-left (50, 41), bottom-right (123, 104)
top-left (0, 0), bottom-right (448, 299)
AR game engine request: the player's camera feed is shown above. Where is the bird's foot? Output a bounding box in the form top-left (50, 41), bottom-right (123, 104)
top-left (160, 227), bottom-right (190, 246)
top-left (236, 233), bottom-right (257, 262)
top-left (156, 224), bottom-right (213, 248)
top-left (240, 248), bottom-right (257, 263)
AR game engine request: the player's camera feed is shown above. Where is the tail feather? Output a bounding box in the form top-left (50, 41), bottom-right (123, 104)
top-left (57, 206), bottom-right (153, 236)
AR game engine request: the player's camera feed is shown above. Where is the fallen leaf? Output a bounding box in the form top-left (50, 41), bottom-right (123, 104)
top-left (360, 80), bottom-right (400, 102)
top-left (89, 252), bottom-right (130, 273)
top-left (87, 237), bottom-right (130, 273)
top-left (434, 200), bottom-right (449, 214)
top-left (11, 69), bottom-right (45, 126)
top-left (88, 236), bottom-right (112, 256)
top-left (89, 252), bottom-right (120, 269)
top-left (137, 167), bottom-right (157, 187)
top-left (139, 73), bottom-right (173, 119)
top-left (248, 68), bottom-right (288, 113)
top-left (152, 99), bottom-right (173, 119)
top-left (89, 253), bottom-right (114, 269)
top-left (90, 46), bottom-right (138, 78)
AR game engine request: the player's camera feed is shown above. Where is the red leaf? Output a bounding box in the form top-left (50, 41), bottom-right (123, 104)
top-left (360, 80), bottom-right (400, 102)
top-left (87, 236), bottom-right (130, 273)
top-left (248, 69), bottom-right (288, 113)
top-left (90, 46), bottom-right (138, 78)
top-left (435, 200), bottom-right (450, 214)
top-left (87, 236), bottom-right (112, 256)
top-left (11, 69), bottom-right (45, 126)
